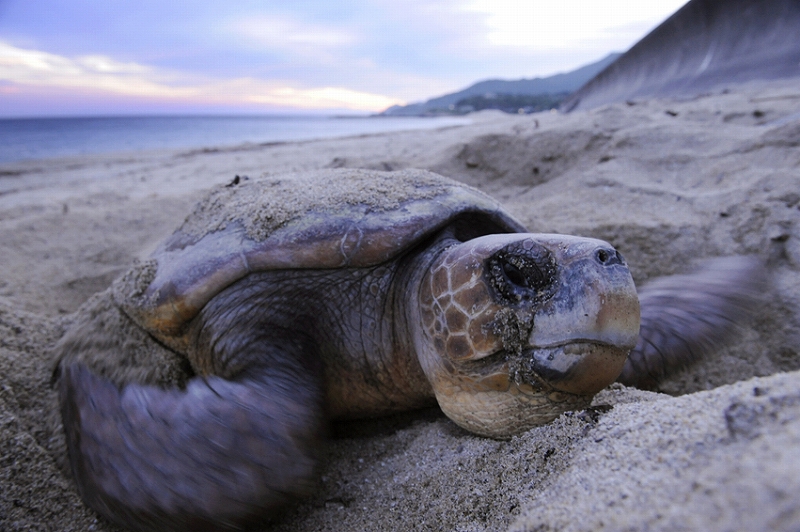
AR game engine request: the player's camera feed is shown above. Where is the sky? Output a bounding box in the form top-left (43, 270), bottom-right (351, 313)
top-left (0, 0), bottom-right (688, 117)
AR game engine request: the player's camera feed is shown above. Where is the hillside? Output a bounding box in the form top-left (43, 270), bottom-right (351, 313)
top-left (381, 53), bottom-right (621, 116)
top-left (562, 0), bottom-right (800, 111)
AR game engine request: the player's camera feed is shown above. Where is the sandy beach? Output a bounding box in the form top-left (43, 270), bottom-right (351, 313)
top-left (2, 78), bottom-right (800, 531)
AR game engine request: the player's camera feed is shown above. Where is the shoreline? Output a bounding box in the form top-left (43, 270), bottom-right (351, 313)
top-left (0, 114), bottom-right (475, 166)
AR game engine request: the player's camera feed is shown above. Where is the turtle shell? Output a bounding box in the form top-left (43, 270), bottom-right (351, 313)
top-left (114, 169), bottom-right (526, 348)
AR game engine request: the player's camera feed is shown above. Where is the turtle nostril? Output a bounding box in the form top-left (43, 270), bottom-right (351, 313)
top-left (595, 248), bottom-right (623, 266)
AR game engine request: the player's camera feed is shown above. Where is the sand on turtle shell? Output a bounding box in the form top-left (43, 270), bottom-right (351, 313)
top-left (1, 78), bottom-right (800, 531)
top-left (176, 168), bottom-right (452, 242)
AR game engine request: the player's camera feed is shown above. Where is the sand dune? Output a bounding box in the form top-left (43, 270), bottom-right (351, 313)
top-left (563, 0), bottom-right (800, 110)
top-left (1, 79), bottom-right (800, 531)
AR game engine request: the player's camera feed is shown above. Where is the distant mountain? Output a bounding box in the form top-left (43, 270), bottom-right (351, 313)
top-left (381, 53), bottom-right (622, 116)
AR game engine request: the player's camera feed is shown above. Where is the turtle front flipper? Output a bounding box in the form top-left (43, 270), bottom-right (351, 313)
top-left (58, 356), bottom-right (325, 532)
top-left (617, 256), bottom-right (767, 389)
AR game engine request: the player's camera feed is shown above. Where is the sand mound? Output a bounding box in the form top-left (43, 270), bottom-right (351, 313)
top-left (1, 79), bottom-right (799, 531)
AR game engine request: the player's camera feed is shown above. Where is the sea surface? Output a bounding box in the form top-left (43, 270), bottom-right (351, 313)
top-left (0, 115), bottom-right (471, 164)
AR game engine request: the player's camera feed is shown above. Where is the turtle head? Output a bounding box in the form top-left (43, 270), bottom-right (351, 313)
top-left (414, 233), bottom-right (640, 438)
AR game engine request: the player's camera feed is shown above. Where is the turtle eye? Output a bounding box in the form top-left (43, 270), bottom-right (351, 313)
top-left (488, 243), bottom-right (556, 303)
top-left (502, 260), bottom-right (542, 289)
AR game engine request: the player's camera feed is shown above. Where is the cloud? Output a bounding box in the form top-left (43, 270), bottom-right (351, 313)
top-left (0, 41), bottom-right (402, 111)
top-left (0, 1), bottom-right (689, 114)
top-left (201, 77), bottom-right (402, 110)
top-left (228, 15), bottom-right (358, 51)
top-left (463, 0), bottom-right (688, 51)
top-left (76, 55), bottom-right (152, 74)
top-left (0, 41), bottom-right (192, 97)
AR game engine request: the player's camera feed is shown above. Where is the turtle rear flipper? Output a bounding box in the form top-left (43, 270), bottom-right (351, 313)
top-left (58, 358), bottom-right (325, 532)
top-left (617, 256), bottom-right (767, 390)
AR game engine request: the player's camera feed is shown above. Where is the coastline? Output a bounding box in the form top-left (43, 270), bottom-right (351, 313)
top-left (0, 114), bottom-right (474, 165)
top-left (2, 79), bottom-right (800, 531)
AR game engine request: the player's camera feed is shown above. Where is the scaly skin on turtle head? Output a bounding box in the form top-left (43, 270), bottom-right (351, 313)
top-left (413, 233), bottom-right (640, 438)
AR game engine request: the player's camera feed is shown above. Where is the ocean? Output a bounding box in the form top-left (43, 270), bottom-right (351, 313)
top-left (0, 115), bottom-right (471, 164)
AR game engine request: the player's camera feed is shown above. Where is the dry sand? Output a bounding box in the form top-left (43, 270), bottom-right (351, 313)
top-left (2, 78), bottom-right (800, 531)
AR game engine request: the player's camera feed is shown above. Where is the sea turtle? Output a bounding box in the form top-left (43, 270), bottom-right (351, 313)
top-left (53, 169), bottom-right (761, 532)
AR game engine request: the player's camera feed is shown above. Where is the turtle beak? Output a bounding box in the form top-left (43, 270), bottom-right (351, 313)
top-left (523, 235), bottom-right (640, 395)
